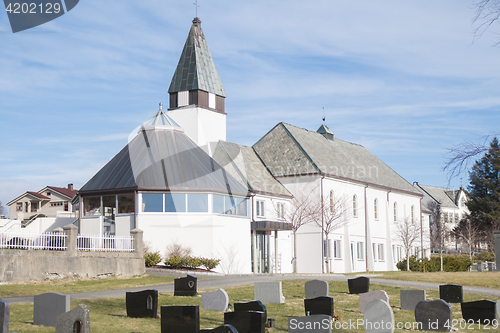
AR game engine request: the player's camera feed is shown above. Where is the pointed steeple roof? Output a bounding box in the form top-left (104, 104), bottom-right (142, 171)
top-left (141, 103), bottom-right (183, 132)
top-left (168, 17), bottom-right (226, 97)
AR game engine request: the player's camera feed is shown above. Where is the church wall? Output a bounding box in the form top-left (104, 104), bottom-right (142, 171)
top-left (137, 213), bottom-right (251, 274)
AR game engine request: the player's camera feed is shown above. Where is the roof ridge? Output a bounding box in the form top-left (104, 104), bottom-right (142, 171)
top-left (281, 123), bottom-right (322, 174)
top-left (217, 141), bottom-right (253, 191)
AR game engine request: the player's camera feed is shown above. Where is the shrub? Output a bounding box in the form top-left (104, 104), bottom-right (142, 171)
top-left (164, 255), bottom-right (189, 269)
top-left (474, 251), bottom-right (495, 262)
top-left (397, 255), bottom-right (472, 272)
top-left (165, 243), bottom-right (192, 259)
top-left (144, 251), bottom-right (162, 267)
top-left (201, 257), bottom-right (221, 270)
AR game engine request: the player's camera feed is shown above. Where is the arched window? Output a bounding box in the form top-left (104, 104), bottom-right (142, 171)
top-left (411, 205), bottom-right (415, 222)
top-left (374, 198), bottom-right (378, 220)
top-left (353, 195), bottom-right (357, 217)
top-left (393, 202), bottom-right (397, 222)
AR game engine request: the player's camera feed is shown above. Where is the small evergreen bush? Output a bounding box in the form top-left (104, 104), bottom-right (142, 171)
top-left (474, 251), bottom-right (495, 262)
top-left (144, 251), bottom-right (162, 267)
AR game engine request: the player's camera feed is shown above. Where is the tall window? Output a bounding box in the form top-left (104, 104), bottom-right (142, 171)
top-left (334, 240), bottom-right (342, 259)
top-left (277, 202), bottom-right (285, 219)
top-left (357, 242), bottom-right (364, 260)
top-left (374, 199), bottom-right (378, 220)
top-left (372, 243), bottom-right (377, 261)
top-left (256, 200), bottom-right (265, 217)
top-left (393, 202), bottom-right (397, 222)
top-left (329, 190), bottom-right (334, 213)
top-left (16, 202), bottom-right (23, 211)
top-left (353, 195), bottom-right (357, 217)
top-left (378, 243), bottom-right (385, 261)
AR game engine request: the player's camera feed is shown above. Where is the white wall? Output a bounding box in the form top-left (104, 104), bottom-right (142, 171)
top-left (138, 213), bottom-right (252, 274)
top-left (169, 106), bottom-right (226, 156)
top-left (279, 175), bottom-right (423, 274)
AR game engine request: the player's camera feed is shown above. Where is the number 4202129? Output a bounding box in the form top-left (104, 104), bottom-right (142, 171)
top-left (5, 2), bottom-right (62, 14)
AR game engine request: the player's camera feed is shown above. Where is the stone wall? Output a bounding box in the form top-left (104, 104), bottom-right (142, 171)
top-left (0, 225), bottom-right (145, 283)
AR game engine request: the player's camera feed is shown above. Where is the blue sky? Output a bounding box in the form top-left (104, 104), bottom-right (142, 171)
top-left (1, 0), bottom-right (500, 214)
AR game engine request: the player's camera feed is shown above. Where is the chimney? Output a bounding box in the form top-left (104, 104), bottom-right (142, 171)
top-left (68, 184), bottom-right (73, 190)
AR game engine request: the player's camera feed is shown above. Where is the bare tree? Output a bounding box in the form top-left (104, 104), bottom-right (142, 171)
top-left (280, 188), bottom-right (317, 273)
top-left (0, 201), bottom-right (5, 217)
top-left (394, 217), bottom-right (422, 271)
top-left (472, 0), bottom-right (500, 45)
top-left (427, 201), bottom-right (449, 271)
top-left (453, 218), bottom-right (480, 264)
top-left (310, 192), bottom-right (351, 273)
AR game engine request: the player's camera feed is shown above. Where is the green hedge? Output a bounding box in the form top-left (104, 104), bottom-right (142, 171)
top-left (164, 255), bottom-right (220, 271)
top-left (397, 255), bottom-right (472, 272)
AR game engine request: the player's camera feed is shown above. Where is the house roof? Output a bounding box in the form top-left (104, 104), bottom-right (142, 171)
top-left (79, 112), bottom-right (248, 197)
top-left (45, 186), bottom-right (78, 199)
top-left (414, 184), bottom-right (460, 209)
top-left (253, 122), bottom-right (421, 195)
top-left (212, 141), bottom-right (293, 198)
top-left (168, 17), bottom-right (226, 97)
top-left (7, 186), bottom-right (77, 206)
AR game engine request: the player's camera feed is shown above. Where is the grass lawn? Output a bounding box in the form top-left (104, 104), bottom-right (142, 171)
top-left (356, 271), bottom-right (500, 289)
top-left (7, 276), bottom-right (500, 333)
top-left (0, 274), bottom-right (175, 297)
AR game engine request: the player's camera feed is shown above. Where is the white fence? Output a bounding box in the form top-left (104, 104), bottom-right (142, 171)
top-left (77, 234), bottom-right (134, 252)
top-left (0, 231), bottom-right (67, 250)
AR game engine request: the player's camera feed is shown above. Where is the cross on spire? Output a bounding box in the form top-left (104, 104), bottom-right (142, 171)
top-left (193, 0), bottom-right (200, 17)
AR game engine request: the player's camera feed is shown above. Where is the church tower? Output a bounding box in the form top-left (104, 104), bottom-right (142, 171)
top-left (168, 17), bottom-right (226, 156)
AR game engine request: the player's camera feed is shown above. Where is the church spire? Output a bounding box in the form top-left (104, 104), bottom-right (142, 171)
top-left (168, 17), bottom-right (226, 113)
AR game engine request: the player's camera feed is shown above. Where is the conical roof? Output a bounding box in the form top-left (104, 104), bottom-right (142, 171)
top-left (168, 17), bottom-right (226, 97)
top-left (140, 104), bottom-right (183, 132)
top-left (79, 109), bottom-right (247, 196)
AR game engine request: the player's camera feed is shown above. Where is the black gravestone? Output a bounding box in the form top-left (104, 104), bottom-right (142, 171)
top-left (200, 324), bottom-right (238, 333)
top-left (161, 305), bottom-right (199, 333)
top-left (126, 289), bottom-right (158, 318)
top-left (224, 311), bottom-right (266, 333)
top-left (415, 299), bottom-right (452, 331)
top-left (304, 296), bottom-right (334, 317)
top-left (461, 300), bottom-right (497, 324)
top-left (439, 284), bottom-right (463, 303)
top-left (233, 300), bottom-right (267, 321)
top-left (348, 277), bottom-right (369, 294)
top-left (174, 275), bottom-right (197, 296)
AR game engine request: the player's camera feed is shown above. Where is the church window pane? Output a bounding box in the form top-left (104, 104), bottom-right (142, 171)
top-left (142, 193), bottom-right (163, 212)
top-left (165, 193), bottom-right (186, 212)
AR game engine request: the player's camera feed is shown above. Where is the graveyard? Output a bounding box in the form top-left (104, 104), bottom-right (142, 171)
top-left (1, 272), bottom-right (499, 332)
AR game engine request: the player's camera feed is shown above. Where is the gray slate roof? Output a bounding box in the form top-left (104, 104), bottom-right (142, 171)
top-left (414, 184), bottom-right (459, 208)
top-left (212, 141), bottom-right (292, 198)
top-left (253, 122), bottom-right (421, 195)
top-left (79, 126), bottom-right (248, 196)
top-left (168, 17), bottom-right (226, 97)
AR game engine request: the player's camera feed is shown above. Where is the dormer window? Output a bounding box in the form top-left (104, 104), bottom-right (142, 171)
top-left (46, 192), bottom-right (51, 196)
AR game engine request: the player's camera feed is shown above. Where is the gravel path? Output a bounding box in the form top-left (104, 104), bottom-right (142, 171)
top-left (3, 270), bottom-right (499, 304)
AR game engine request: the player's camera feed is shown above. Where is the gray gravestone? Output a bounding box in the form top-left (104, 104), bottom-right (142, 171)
top-left (494, 231), bottom-right (500, 271)
top-left (359, 290), bottom-right (389, 313)
top-left (288, 314), bottom-right (332, 333)
top-left (33, 292), bottom-right (70, 327)
top-left (400, 290), bottom-right (426, 311)
top-left (254, 281), bottom-right (285, 304)
top-left (364, 299), bottom-right (394, 333)
top-left (55, 304), bottom-right (90, 333)
top-left (201, 289), bottom-right (229, 311)
top-left (0, 300), bottom-right (9, 333)
top-left (415, 299), bottom-right (452, 331)
top-left (305, 280), bottom-right (329, 299)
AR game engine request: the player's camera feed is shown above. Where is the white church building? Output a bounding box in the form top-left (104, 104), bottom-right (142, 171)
top-left (75, 17), bottom-right (429, 274)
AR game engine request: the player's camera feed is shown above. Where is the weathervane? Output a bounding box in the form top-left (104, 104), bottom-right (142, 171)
top-left (322, 107), bottom-right (325, 124)
top-left (193, 0), bottom-right (200, 17)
